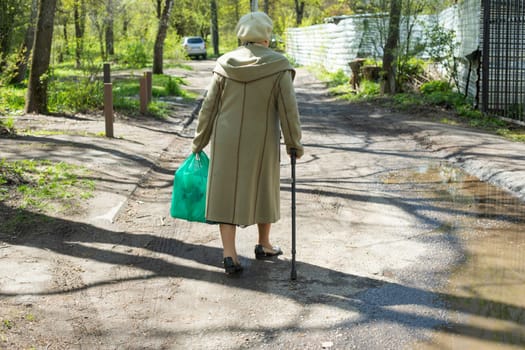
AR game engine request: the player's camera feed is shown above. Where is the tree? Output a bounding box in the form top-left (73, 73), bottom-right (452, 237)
top-left (294, 0), bottom-right (305, 25)
top-left (153, 0), bottom-right (174, 74)
top-left (25, 0), bottom-right (58, 114)
top-left (105, 0), bottom-right (115, 56)
top-left (210, 0), bottom-right (219, 55)
top-left (0, 1), bottom-right (15, 70)
top-left (74, 0), bottom-right (86, 68)
top-left (0, 0), bottom-right (30, 73)
top-left (11, 0), bottom-right (38, 83)
top-left (381, 0), bottom-right (401, 94)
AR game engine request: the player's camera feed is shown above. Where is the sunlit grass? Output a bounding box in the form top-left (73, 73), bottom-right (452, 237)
top-left (0, 159), bottom-right (95, 212)
top-left (0, 60), bottom-right (193, 117)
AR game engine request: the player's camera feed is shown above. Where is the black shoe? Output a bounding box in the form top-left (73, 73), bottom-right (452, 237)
top-left (223, 257), bottom-right (243, 275)
top-left (254, 244), bottom-right (283, 260)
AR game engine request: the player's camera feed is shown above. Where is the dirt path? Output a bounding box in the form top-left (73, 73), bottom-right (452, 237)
top-left (1, 61), bottom-right (524, 349)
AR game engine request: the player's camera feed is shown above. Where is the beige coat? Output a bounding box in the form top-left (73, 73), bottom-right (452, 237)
top-left (192, 44), bottom-right (304, 226)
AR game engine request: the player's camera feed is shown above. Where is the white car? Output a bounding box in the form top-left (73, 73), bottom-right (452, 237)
top-left (182, 36), bottom-right (207, 60)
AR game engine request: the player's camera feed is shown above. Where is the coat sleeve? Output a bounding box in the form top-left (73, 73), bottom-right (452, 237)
top-left (192, 73), bottom-right (224, 153)
top-left (277, 70), bottom-right (304, 158)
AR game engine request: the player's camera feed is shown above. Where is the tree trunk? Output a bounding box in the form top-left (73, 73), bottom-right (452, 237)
top-left (105, 0), bottom-right (114, 56)
top-left (250, 0), bottom-right (258, 11)
top-left (156, 0), bottom-right (162, 19)
top-left (74, 0), bottom-right (86, 69)
top-left (263, 0), bottom-right (269, 14)
top-left (152, 0), bottom-right (174, 74)
top-left (0, 0), bottom-right (17, 71)
top-left (381, 0), bottom-right (402, 94)
top-left (210, 0), bottom-right (219, 56)
top-left (294, 0), bottom-right (305, 26)
top-left (25, 0), bottom-right (58, 114)
top-left (11, 0), bottom-right (38, 83)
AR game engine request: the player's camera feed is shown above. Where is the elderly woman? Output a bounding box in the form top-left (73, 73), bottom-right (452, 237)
top-left (192, 12), bottom-right (304, 275)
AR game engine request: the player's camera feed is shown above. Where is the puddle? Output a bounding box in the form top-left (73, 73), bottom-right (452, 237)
top-left (383, 162), bottom-right (525, 349)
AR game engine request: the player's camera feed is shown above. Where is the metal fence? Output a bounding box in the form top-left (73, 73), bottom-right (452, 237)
top-left (481, 0), bottom-right (525, 123)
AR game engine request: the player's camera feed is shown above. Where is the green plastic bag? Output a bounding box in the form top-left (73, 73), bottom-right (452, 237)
top-left (170, 151), bottom-right (209, 222)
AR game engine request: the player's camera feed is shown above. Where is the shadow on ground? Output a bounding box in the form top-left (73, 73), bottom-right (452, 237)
top-left (1, 202), bottom-right (524, 346)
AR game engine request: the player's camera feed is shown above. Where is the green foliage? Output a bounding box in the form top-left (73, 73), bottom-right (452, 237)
top-left (419, 81), bottom-right (466, 109)
top-left (424, 90), bottom-right (465, 108)
top-left (327, 70), bottom-right (349, 87)
top-left (497, 128), bottom-right (525, 142)
top-left (147, 101), bottom-right (170, 119)
top-left (393, 93), bottom-right (424, 107)
top-left (120, 42), bottom-right (150, 68)
top-left (0, 85), bottom-right (26, 114)
top-left (312, 66), bottom-right (381, 100)
top-left (2, 319), bottom-right (13, 329)
top-left (0, 117), bottom-right (16, 135)
top-left (420, 80), bottom-right (451, 94)
top-left (164, 33), bottom-right (188, 60)
top-left (0, 159), bottom-right (94, 211)
top-left (424, 23), bottom-right (460, 89)
top-left (312, 67), bottom-right (349, 87)
top-left (152, 74), bottom-right (186, 97)
top-left (47, 78), bottom-right (103, 113)
top-left (111, 74), bottom-right (190, 118)
top-left (364, 58), bottom-right (381, 67)
top-left (397, 57), bottom-right (426, 89)
top-left (0, 51), bottom-right (22, 86)
top-left (359, 80), bottom-right (381, 96)
top-left (165, 76), bottom-right (183, 96)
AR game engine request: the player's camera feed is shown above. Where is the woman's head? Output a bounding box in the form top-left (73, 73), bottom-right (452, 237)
top-left (235, 12), bottom-right (273, 44)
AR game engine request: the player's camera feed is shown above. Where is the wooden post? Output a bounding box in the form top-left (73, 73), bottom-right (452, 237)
top-left (103, 63), bottom-right (114, 138)
top-left (145, 71), bottom-right (152, 102)
top-left (140, 76), bottom-right (148, 114)
top-left (103, 63), bottom-right (111, 84)
top-left (104, 83), bottom-right (114, 137)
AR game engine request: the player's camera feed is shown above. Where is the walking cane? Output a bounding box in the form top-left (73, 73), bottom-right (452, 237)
top-left (290, 148), bottom-right (297, 280)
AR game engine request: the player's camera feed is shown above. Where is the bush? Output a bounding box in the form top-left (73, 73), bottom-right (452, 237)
top-left (419, 80), bottom-right (466, 109)
top-left (397, 58), bottom-right (426, 91)
top-left (420, 80), bottom-right (451, 95)
top-left (47, 78), bottom-right (103, 113)
top-left (358, 80), bottom-right (380, 97)
top-left (327, 69), bottom-right (349, 87)
top-left (165, 76), bottom-right (183, 96)
top-left (121, 42), bottom-right (150, 68)
top-left (0, 86), bottom-right (26, 114)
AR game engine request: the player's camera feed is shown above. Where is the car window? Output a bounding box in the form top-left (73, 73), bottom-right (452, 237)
top-left (187, 38), bottom-right (203, 44)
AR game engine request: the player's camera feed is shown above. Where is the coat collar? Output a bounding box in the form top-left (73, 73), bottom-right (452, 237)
top-left (213, 44), bottom-right (295, 83)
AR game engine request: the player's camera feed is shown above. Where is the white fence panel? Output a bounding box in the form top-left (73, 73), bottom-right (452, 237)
top-left (286, 0), bottom-right (482, 99)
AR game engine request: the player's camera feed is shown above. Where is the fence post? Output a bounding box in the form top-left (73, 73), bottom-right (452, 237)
top-left (140, 76), bottom-right (148, 114)
top-left (481, 0), bottom-right (490, 114)
top-left (145, 71), bottom-right (152, 102)
top-left (103, 63), bottom-right (114, 138)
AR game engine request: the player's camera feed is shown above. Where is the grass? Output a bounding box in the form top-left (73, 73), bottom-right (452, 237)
top-left (111, 73), bottom-right (195, 119)
top-left (0, 117), bottom-right (16, 135)
top-left (0, 159), bottom-right (95, 213)
top-left (0, 86), bottom-right (26, 115)
top-left (17, 129), bottom-right (107, 138)
top-left (0, 61), bottom-right (194, 118)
